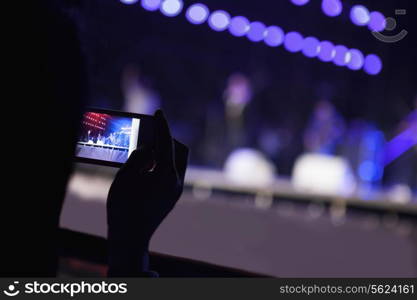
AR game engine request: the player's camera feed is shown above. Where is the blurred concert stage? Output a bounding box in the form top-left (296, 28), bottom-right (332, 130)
top-left (61, 164), bottom-right (417, 277)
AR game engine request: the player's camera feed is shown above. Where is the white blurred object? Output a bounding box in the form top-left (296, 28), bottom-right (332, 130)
top-left (224, 148), bottom-right (276, 187)
top-left (292, 153), bottom-right (356, 196)
top-left (387, 184), bottom-right (412, 204)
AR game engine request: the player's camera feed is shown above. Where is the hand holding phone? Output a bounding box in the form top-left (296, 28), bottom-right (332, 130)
top-left (106, 110), bottom-right (189, 276)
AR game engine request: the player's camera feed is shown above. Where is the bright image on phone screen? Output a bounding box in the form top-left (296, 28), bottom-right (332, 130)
top-left (76, 112), bottom-right (140, 163)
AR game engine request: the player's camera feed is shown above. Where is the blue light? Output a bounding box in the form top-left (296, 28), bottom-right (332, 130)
top-left (160, 0), bottom-right (183, 17)
top-left (318, 41), bottom-right (335, 62)
top-left (284, 32), bottom-right (303, 53)
top-left (229, 16), bottom-right (250, 37)
top-left (186, 3), bottom-right (209, 25)
top-left (368, 11), bottom-right (386, 32)
top-left (208, 10), bottom-right (231, 32)
top-left (302, 36), bottom-right (320, 58)
top-left (264, 26), bottom-right (284, 47)
top-left (291, 0), bottom-right (310, 6)
top-left (247, 21), bottom-right (266, 42)
top-left (121, 0), bottom-right (139, 4)
top-left (383, 127), bottom-right (417, 166)
top-left (364, 54), bottom-right (382, 75)
top-left (141, 0), bottom-right (161, 11)
top-left (350, 5), bottom-right (370, 26)
top-left (347, 49), bottom-right (364, 70)
top-left (359, 160), bottom-right (379, 182)
top-left (321, 0), bottom-right (343, 17)
top-left (134, 1), bottom-right (379, 75)
top-left (333, 45), bottom-right (349, 66)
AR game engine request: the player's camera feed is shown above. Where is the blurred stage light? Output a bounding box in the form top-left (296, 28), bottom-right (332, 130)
top-left (264, 26), bottom-right (284, 47)
top-left (350, 5), bottom-right (370, 26)
top-left (292, 154), bottom-right (357, 196)
top-left (291, 0), bottom-right (310, 6)
top-left (364, 54), bottom-right (382, 75)
top-left (321, 0), bottom-right (343, 17)
top-left (284, 32), bottom-right (303, 53)
top-left (186, 3), bottom-right (209, 25)
top-left (333, 45), bottom-right (349, 66)
top-left (121, 0), bottom-right (139, 5)
top-left (208, 10), bottom-right (231, 31)
top-left (247, 21), bottom-right (266, 42)
top-left (160, 0), bottom-right (183, 17)
top-left (368, 11), bottom-right (386, 32)
top-left (359, 160), bottom-right (382, 182)
top-left (141, 0), bottom-right (161, 11)
top-left (229, 16), bottom-right (250, 37)
top-left (318, 41), bottom-right (335, 62)
top-left (135, 1), bottom-right (382, 75)
top-left (224, 148), bottom-right (276, 187)
top-left (302, 36), bottom-right (320, 58)
top-left (347, 49), bottom-right (364, 70)
top-left (383, 127), bottom-right (417, 166)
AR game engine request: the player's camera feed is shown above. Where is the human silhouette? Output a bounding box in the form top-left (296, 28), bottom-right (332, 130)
top-left (1, 0), bottom-right (188, 277)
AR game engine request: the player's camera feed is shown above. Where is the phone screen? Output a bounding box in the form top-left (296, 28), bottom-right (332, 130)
top-left (75, 109), bottom-right (153, 167)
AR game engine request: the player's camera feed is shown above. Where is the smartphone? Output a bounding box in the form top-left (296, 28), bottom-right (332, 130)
top-left (74, 108), bottom-right (154, 167)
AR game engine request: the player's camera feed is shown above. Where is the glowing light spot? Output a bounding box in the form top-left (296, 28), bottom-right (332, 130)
top-left (141, 0), bottom-right (161, 11)
top-left (186, 3), bottom-right (209, 25)
top-left (302, 36), bottom-right (320, 58)
top-left (160, 0), bottom-right (183, 17)
top-left (208, 10), bottom-right (231, 31)
top-left (364, 54), bottom-right (382, 75)
top-left (347, 49), bottom-right (364, 70)
top-left (321, 0), bottom-right (343, 17)
top-left (291, 0), bottom-right (310, 6)
top-left (247, 21), bottom-right (266, 42)
top-left (333, 45), bottom-right (349, 66)
top-left (121, 0), bottom-right (139, 5)
top-left (264, 26), bottom-right (284, 47)
top-left (368, 11), bottom-right (386, 32)
top-left (351, 5), bottom-right (370, 26)
top-left (284, 31), bottom-right (303, 53)
top-left (318, 41), bottom-right (335, 62)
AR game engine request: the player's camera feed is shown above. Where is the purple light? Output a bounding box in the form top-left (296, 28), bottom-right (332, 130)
top-left (247, 21), bottom-right (266, 42)
top-left (321, 0), bottom-right (343, 17)
top-left (186, 3), bottom-right (209, 25)
top-left (302, 36), bottom-right (320, 58)
top-left (284, 32), bottom-right (303, 53)
top-left (229, 16), bottom-right (250, 37)
top-left (121, 0), bottom-right (139, 4)
top-left (383, 127), bottom-right (417, 166)
top-left (141, 0), bottom-right (161, 11)
top-left (350, 5), bottom-right (370, 26)
top-left (347, 49), bottom-right (364, 70)
top-left (160, 0), bottom-right (183, 17)
top-left (364, 54), bottom-right (382, 75)
top-left (368, 11), bottom-right (386, 32)
top-left (318, 41), bottom-right (335, 62)
top-left (264, 26), bottom-right (284, 47)
top-left (333, 45), bottom-right (349, 66)
top-left (291, 0), bottom-right (310, 6)
top-left (208, 10), bottom-right (231, 31)
top-left (135, 1), bottom-right (378, 75)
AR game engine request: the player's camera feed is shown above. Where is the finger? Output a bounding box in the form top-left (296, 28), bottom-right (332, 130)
top-left (154, 110), bottom-right (175, 171)
top-left (118, 147), bottom-right (153, 177)
top-left (173, 139), bottom-right (189, 184)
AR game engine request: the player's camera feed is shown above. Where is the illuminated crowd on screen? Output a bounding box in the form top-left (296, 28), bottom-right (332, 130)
top-left (80, 113), bottom-right (132, 149)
